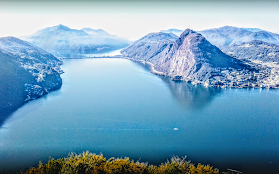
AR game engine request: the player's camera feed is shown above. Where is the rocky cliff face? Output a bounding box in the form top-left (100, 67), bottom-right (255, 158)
top-left (0, 37), bottom-right (63, 121)
top-left (21, 25), bottom-right (130, 58)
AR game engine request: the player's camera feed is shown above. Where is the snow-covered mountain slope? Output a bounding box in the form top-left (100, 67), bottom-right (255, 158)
top-left (198, 26), bottom-right (279, 49)
top-left (0, 37), bottom-right (63, 122)
top-left (21, 24), bottom-right (130, 58)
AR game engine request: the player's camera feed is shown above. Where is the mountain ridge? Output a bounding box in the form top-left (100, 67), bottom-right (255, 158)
top-left (160, 26), bottom-right (279, 49)
top-left (121, 32), bottom-right (178, 62)
top-left (0, 36), bottom-right (63, 125)
top-left (21, 24), bottom-right (131, 58)
top-left (198, 26), bottom-right (279, 48)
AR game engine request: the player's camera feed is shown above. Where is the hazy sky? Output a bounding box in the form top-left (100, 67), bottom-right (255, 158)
top-left (0, 0), bottom-right (278, 40)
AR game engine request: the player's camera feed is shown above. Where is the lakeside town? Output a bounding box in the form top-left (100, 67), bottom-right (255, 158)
top-left (193, 61), bottom-right (279, 89)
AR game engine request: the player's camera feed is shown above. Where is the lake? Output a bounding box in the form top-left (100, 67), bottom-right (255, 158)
top-left (0, 58), bottom-right (279, 173)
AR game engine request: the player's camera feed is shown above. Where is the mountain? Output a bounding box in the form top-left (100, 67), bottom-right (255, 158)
top-left (82, 28), bottom-right (131, 48)
top-left (21, 24), bottom-right (130, 58)
top-left (0, 37), bottom-right (63, 124)
top-left (122, 29), bottom-right (250, 87)
top-left (160, 27), bottom-right (279, 49)
top-left (160, 29), bottom-right (183, 37)
top-left (82, 28), bottom-right (112, 37)
top-left (121, 32), bottom-right (178, 61)
top-left (223, 40), bottom-right (279, 63)
top-left (149, 29), bottom-right (247, 82)
top-left (241, 28), bottom-right (263, 32)
top-left (198, 26), bottom-right (279, 49)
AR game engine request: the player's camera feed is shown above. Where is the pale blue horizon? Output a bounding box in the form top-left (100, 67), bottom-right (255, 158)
top-left (0, 0), bottom-right (278, 40)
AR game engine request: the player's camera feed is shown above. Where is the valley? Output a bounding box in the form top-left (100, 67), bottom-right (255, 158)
top-left (1, 24), bottom-right (279, 174)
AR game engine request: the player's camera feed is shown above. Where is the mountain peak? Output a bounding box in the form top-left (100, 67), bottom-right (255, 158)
top-left (173, 29), bottom-right (202, 48)
top-left (220, 25), bottom-right (237, 29)
top-left (121, 29), bottom-right (251, 87)
top-left (50, 24), bottom-right (71, 31)
top-left (180, 29), bottom-right (196, 38)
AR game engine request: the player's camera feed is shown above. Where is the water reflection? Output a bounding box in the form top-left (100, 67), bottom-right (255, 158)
top-left (0, 100), bottom-right (24, 127)
top-left (131, 60), bottom-right (222, 110)
top-left (0, 108), bottom-right (14, 127)
top-left (159, 76), bottom-right (222, 110)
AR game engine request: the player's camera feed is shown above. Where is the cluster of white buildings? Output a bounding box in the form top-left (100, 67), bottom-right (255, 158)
top-left (207, 66), bottom-right (279, 89)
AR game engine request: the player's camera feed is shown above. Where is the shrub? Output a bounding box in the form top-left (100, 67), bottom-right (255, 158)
top-left (24, 152), bottom-right (220, 174)
top-left (188, 163), bottom-right (219, 174)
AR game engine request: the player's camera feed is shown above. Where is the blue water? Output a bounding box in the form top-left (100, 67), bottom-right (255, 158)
top-left (0, 58), bottom-right (279, 173)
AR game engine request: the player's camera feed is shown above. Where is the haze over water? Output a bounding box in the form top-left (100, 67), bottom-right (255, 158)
top-left (0, 58), bottom-right (278, 173)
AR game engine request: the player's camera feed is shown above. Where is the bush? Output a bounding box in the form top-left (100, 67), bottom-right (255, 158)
top-left (188, 163), bottom-right (219, 174)
top-left (24, 151), bottom-right (220, 174)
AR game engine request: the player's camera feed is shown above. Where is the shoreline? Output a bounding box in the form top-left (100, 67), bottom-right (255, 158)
top-left (120, 56), bottom-right (279, 89)
top-left (63, 55), bottom-right (279, 89)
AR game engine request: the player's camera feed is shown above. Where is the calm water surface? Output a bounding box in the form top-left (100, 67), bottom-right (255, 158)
top-left (0, 58), bottom-right (279, 173)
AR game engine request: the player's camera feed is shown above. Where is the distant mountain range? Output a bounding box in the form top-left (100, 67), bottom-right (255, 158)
top-left (161, 26), bottom-right (279, 49)
top-left (160, 29), bottom-right (184, 37)
top-left (0, 37), bottom-right (63, 124)
top-left (21, 24), bottom-right (131, 58)
top-left (199, 26), bottom-right (279, 49)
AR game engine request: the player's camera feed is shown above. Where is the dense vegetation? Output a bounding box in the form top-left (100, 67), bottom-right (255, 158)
top-left (24, 151), bottom-right (223, 174)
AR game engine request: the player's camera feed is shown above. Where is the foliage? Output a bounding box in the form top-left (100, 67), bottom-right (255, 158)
top-left (188, 163), bottom-right (219, 174)
top-left (24, 151), bottom-right (220, 174)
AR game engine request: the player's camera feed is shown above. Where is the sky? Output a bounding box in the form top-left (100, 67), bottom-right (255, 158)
top-left (0, 0), bottom-right (278, 40)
